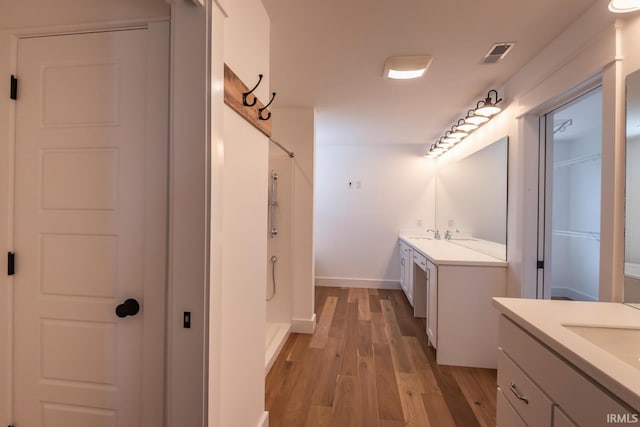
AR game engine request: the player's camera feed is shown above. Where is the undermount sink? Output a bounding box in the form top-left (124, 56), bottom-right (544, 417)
top-left (407, 236), bottom-right (433, 240)
top-left (562, 324), bottom-right (640, 370)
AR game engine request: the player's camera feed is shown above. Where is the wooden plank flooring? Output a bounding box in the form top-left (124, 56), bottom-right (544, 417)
top-left (266, 287), bottom-right (497, 427)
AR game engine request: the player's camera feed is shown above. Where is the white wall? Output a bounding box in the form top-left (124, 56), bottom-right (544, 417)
top-left (315, 144), bottom-right (436, 286)
top-left (168, 2), bottom-right (208, 426)
top-left (219, 0), bottom-right (270, 426)
top-left (207, 1), bottom-right (225, 425)
top-left (271, 107), bottom-right (317, 332)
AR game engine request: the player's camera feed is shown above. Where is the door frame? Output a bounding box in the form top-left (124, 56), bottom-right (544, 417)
top-left (0, 14), bottom-right (209, 426)
top-left (535, 80), bottom-right (604, 300)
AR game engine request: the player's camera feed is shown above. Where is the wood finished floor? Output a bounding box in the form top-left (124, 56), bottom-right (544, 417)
top-left (265, 287), bottom-right (497, 427)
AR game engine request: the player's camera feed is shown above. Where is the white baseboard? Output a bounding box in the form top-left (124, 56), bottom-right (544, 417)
top-left (256, 411), bottom-right (269, 427)
top-left (291, 314), bottom-right (316, 334)
top-left (315, 276), bottom-right (401, 290)
top-left (265, 324), bottom-right (291, 375)
top-left (551, 286), bottom-right (597, 301)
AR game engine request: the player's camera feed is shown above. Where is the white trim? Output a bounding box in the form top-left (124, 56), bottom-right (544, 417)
top-left (264, 324), bottom-right (290, 375)
top-left (315, 277), bottom-right (401, 290)
top-left (0, 17), bottom-right (169, 38)
top-left (5, 32), bottom-right (18, 426)
top-left (213, 0), bottom-right (229, 17)
top-left (257, 411), bottom-right (269, 427)
top-left (290, 314), bottom-right (316, 334)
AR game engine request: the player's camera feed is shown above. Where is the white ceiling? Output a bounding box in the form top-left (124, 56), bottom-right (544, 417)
top-left (263, 0), bottom-right (599, 146)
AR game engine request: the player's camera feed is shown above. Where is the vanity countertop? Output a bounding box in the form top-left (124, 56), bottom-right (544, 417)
top-left (399, 234), bottom-right (507, 267)
top-left (493, 297), bottom-right (640, 410)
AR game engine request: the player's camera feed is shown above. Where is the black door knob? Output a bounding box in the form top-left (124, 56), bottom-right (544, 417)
top-left (115, 298), bottom-right (140, 318)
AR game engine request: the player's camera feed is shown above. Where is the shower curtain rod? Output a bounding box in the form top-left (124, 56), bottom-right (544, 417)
top-left (269, 137), bottom-right (295, 158)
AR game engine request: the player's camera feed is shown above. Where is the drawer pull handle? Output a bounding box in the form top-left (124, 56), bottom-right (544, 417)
top-left (509, 383), bottom-right (529, 404)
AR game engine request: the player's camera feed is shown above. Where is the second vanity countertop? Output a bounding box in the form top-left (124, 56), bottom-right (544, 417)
top-left (399, 233), bottom-right (507, 267)
top-left (493, 297), bottom-right (640, 411)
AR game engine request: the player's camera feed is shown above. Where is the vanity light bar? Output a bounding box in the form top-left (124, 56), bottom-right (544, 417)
top-left (425, 89), bottom-right (503, 158)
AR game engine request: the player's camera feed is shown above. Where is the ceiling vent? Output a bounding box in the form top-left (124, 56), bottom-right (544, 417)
top-left (481, 43), bottom-right (515, 64)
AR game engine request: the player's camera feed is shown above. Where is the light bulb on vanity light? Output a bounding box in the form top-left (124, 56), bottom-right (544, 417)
top-left (425, 149), bottom-right (439, 158)
top-left (609, 0), bottom-right (640, 13)
top-left (464, 109), bottom-right (490, 126)
top-left (474, 89), bottom-right (503, 117)
top-left (449, 129), bottom-right (469, 139)
top-left (442, 131), bottom-right (461, 144)
top-left (455, 118), bottom-right (478, 133)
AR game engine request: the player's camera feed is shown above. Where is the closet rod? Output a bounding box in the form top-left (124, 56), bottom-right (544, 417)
top-left (269, 137), bottom-right (295, 158)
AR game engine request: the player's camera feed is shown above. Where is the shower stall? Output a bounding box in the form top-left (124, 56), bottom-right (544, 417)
top-left (265, 138), bottom-right (295, 372)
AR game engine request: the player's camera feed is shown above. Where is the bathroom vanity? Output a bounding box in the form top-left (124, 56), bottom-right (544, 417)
top-left (494, 298), bottom-right (640, 426)
top-left (399, 234), bottom-right (507, 369)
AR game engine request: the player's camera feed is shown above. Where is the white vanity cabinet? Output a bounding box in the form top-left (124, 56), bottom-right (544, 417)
top-left (497, 314), bottom-right (636, 427)
top-left (398, 235), bottom-right (507, 368)
top-left (398, 240), bottom-right (413, 306)
top-left (426, 259), bottom-right (437, 347)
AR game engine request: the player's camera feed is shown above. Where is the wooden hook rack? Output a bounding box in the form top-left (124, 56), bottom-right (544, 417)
top-left (224, 64), bottom-right (272, 137)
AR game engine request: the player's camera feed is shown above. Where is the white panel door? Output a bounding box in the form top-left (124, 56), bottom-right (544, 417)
top-left (13, 29), bottom-right (168, 427)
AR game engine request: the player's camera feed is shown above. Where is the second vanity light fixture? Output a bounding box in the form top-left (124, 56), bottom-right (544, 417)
top-left (425, 89), bottom-right (502, 158)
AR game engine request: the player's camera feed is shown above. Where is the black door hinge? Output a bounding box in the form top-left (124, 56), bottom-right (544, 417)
top-left (537, 260), bottom-right (544, 269)
top-left (10, 75), bottom-right (17, 100)
top-left (8, 252), bottom-right (15, 276)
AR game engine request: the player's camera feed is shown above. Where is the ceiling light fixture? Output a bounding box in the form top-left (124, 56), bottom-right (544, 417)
top-left (464, 109), bottom-right (490, 126)
top-left (438, 138), bottom-right (456, 148)
top-left (425, 89), bottom-right (503, 158)
top-left (608, 0), bottom-right (640, 13)
top-left (441, 132), bottom-right (460, 144)
top-left (383, 55), bottom-right (433, 80)
top-left (455, 118), bottom-right (478, 133)
top-left (449, 125), bottom-right (469, 140)
top-left (474, 90), bottom-right (503, 117)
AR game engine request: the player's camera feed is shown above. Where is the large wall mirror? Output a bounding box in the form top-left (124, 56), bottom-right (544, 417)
top-left (625, 69), bottom-right (640, 304)
top-left (435, 136), bottom-right (508, 260)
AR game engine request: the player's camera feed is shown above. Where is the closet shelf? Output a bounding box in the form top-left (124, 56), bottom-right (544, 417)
top-left (552, 229), bottom-right (600, 241)
top-left (553, 153), bottom-right (601, 169)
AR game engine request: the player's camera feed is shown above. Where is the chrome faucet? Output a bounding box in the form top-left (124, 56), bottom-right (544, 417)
top-left (427, 228), bottom-right (441, 240)
top-left (444, 229), bottom-right (460, 240)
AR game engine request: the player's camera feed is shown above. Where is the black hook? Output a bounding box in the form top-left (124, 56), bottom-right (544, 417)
top-left (258, 92), bottom-right (277, 121)
top-left (242, 74), bottom-right (263, 107)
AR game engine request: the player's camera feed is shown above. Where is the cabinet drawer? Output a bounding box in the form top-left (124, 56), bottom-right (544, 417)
top-left (553, 406), bottom-right (578, 427)
top-left (413, 251), bottom-right (427, 271)
top-left (497, 387), bottom-right (527, 427)
top-left (499, 315), bottom-right (634, 427)
top-left (399, 240), bottom-right (412, 253)
top-left (498, 349), bottom-right (552, 426)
